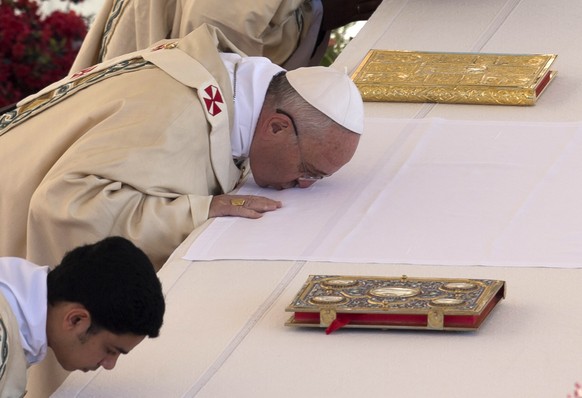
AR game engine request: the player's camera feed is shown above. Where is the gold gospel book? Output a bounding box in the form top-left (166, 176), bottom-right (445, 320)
top-left (351, 50), bottom-right (557, 105)
top-left (285, 275), bottom-right (505, 334)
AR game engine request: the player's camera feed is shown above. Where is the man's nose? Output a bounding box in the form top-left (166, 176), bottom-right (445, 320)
top-left (297, 178), bottom-right (317, 188)
top-left (100, 355), bottom-right (119, 370)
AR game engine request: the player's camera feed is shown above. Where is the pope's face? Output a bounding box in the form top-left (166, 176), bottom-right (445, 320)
top-left (55, 329), bottom-right (145, 372)
top-left (249, 110), bottom-right (359, 190)
top-left (250, 141), bottom-right (334, 190)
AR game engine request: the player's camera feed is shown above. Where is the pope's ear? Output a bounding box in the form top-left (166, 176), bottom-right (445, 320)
top-left (63, 305), bottom-right (91, 331)
top-left (267, 113), bottom-right (292, 135)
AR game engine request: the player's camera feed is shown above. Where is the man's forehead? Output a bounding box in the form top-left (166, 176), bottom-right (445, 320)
top-left (303, 130), bottom-right (360, 170)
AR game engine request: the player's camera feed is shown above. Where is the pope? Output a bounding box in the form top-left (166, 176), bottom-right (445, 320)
top-left (0, 24), bottom-right (364, 270)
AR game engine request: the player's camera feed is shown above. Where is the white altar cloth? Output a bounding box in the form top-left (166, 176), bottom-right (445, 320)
top-left (186, 118), bottom-right (582, 268)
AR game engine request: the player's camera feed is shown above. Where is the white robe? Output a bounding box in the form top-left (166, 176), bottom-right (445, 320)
top-left (0, 257), bottom-right (49, 398)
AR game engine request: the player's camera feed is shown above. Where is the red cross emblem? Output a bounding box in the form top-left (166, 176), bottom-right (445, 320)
top-left (202, 85), bottom-right (223, 116)
top-left (151, 42), bottom-right (177, 51)
top-left (151, 44), bottom-right (167, 51)
top-left (71, 65), bottom-right (97, 79)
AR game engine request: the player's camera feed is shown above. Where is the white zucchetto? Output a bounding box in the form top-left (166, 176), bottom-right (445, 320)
top-left (286, 66), bottom-right (364, 134)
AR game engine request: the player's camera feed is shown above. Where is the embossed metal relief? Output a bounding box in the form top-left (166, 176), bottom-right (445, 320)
top-left (288, 275), bottom-right (503, 315)
top-left (351, 50), bottom-right (556, 105)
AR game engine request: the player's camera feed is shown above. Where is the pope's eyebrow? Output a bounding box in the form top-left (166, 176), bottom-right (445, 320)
top-left (306, 165), bottom-right (330, 178)
top-left (302, 158), bottom-right (332, 179)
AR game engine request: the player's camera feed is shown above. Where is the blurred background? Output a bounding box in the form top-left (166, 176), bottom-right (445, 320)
top-left (1, 0), bottom-right (364, 107)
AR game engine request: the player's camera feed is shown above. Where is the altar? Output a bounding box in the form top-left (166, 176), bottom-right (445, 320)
top-left (49, 0), bottom-right (582, 396)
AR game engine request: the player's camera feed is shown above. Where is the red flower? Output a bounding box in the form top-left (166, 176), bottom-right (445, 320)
top-left (0, 0), bottom-right (88, 107)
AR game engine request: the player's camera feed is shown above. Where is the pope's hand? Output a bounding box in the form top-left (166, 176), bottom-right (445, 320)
top-left (209, 194), bottom-right (282, 219)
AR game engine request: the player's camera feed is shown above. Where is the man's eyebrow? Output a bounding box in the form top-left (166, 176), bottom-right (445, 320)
top-left (305, 162), bottom-right (331, 178)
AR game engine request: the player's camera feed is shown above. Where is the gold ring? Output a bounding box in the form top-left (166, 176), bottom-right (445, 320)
top-left (230, 198), bottom-right (246, 206)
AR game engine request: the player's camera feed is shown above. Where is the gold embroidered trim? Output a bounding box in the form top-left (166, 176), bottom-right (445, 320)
top-left (0, 57), bottom-right (153, 136)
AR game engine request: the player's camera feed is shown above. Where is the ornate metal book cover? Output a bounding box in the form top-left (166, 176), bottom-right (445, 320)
top-left (351, 50), bottom-right (557, 105)
top-left (285, 275), bottom-right (505, 334)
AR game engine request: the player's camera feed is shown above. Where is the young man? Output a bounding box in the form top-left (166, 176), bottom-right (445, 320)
top-left (0, 237), bottom-right (165, 397)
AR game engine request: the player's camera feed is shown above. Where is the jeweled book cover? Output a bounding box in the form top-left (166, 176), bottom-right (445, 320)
top-left (285, 275), bottom-right (505, 334)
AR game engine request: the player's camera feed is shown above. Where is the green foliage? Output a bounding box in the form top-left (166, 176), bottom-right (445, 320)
top-left (320, 22), bottom-right (357, 66)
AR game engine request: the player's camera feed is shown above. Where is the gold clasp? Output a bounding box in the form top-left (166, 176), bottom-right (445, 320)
top-left (319, 309), bottom-right (337, 326)
top-left (427, 309), bottom-right (444, 330)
